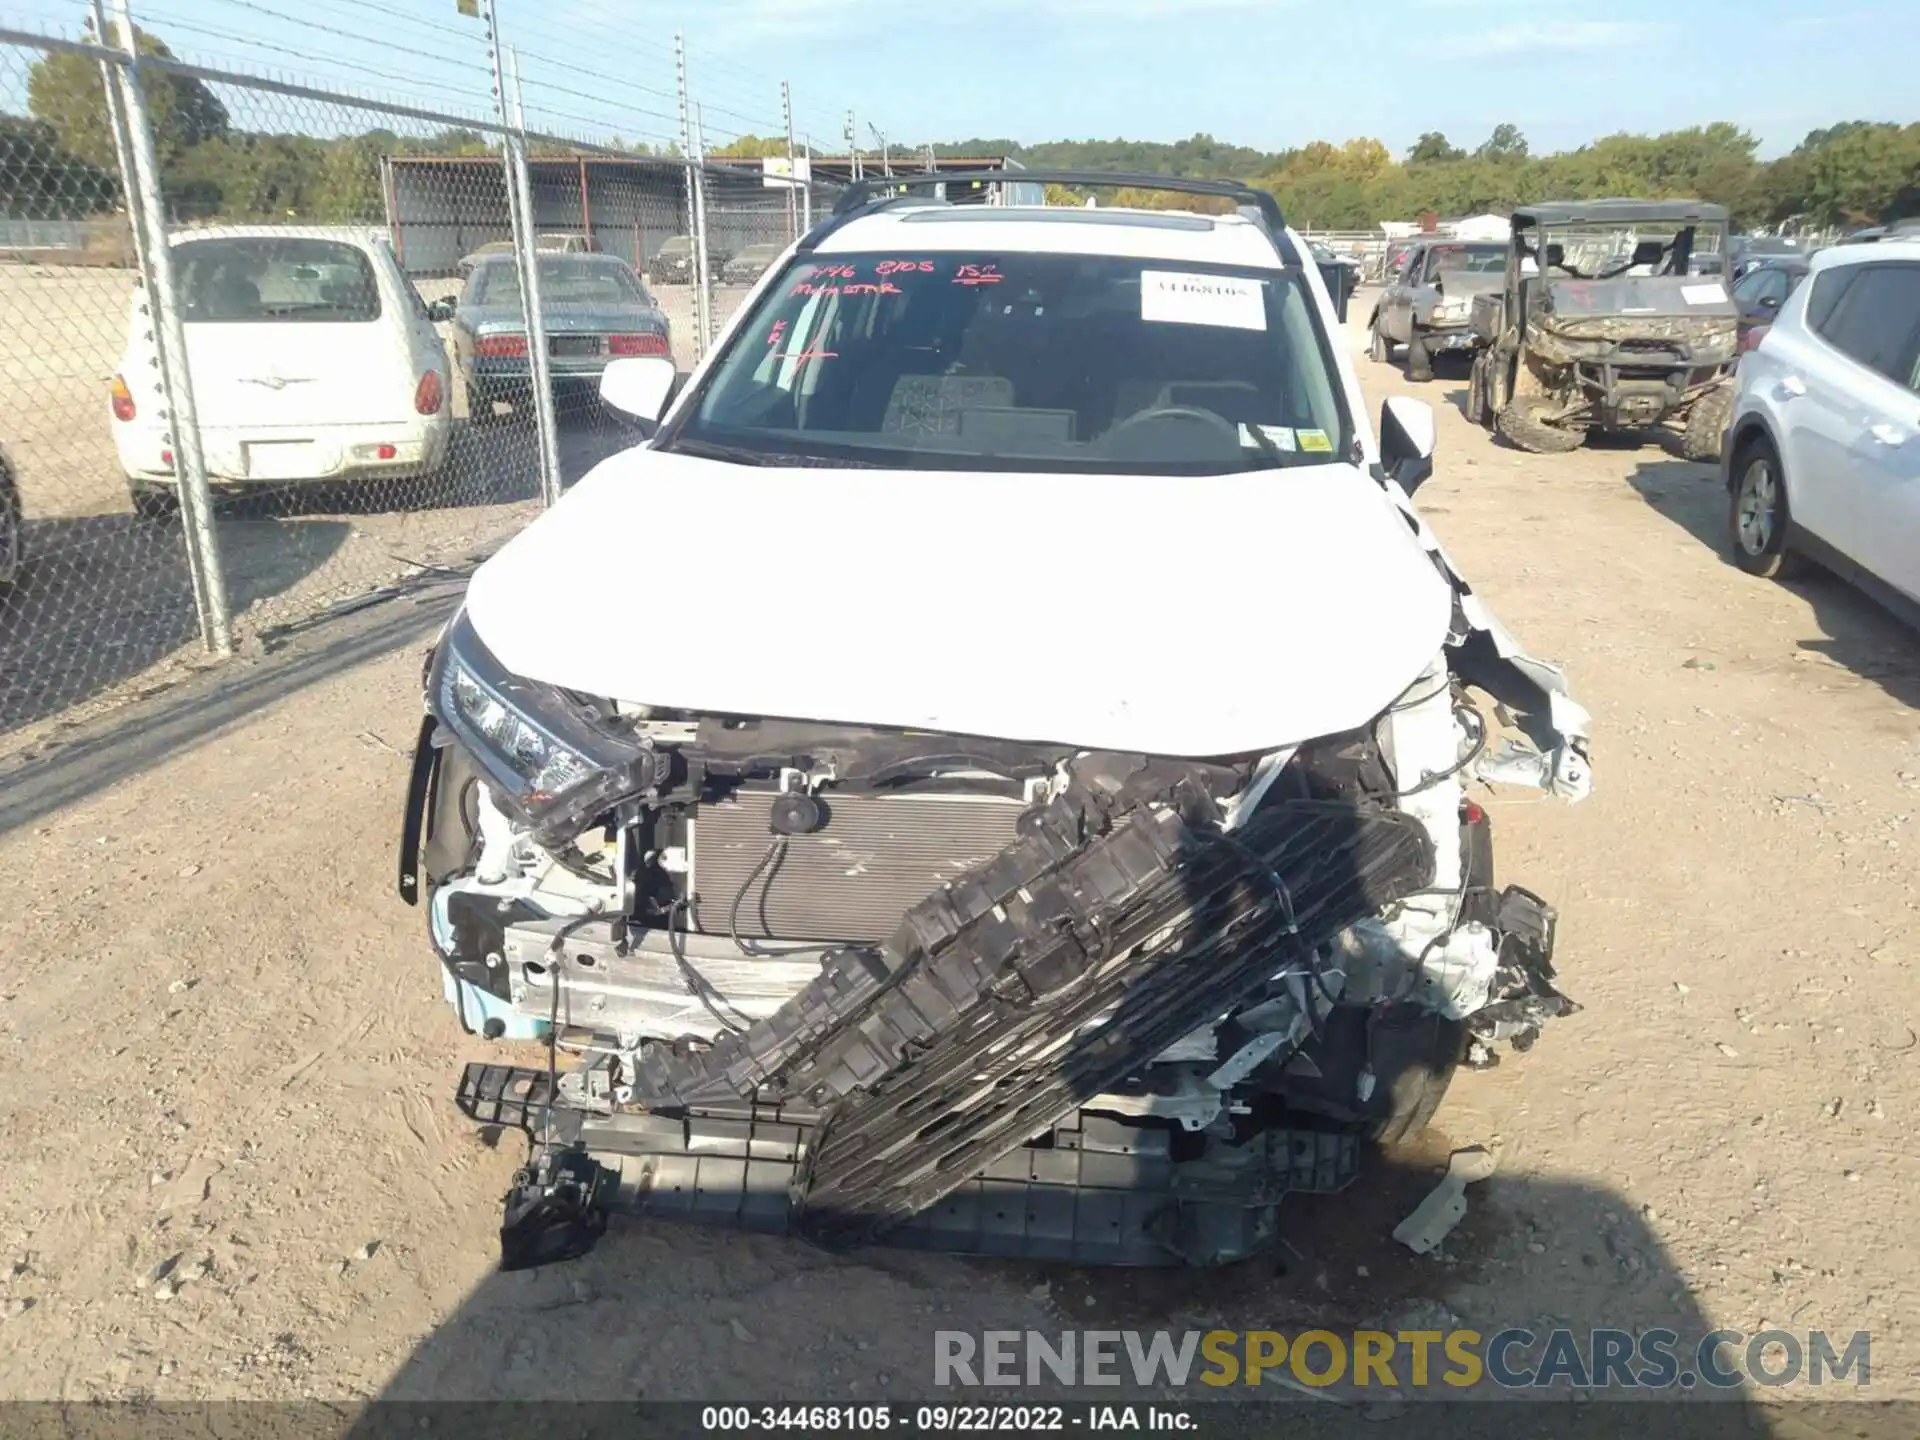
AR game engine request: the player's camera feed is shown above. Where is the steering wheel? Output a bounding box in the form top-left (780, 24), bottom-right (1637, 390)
top-left (1105, 404), bottom-right (1240, 446)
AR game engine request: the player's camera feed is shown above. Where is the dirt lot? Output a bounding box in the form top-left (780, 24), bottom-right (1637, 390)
top-left (0, 263), bottom-right (746, 749)
top-left (1, 287), bottom-right (1917, 1410)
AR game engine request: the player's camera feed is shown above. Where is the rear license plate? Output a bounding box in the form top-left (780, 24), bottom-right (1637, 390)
top-left (243, 440), bottom-right (318, 480)
top-left (549, 335), bottom-right (601, 357)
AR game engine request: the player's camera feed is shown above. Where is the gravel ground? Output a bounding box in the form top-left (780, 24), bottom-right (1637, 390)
top-left (0, 288), bottom-right (1916, 1408)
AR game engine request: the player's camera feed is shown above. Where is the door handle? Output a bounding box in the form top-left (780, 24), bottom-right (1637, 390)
top-left (1776, 375), bottom-right (1807, 398)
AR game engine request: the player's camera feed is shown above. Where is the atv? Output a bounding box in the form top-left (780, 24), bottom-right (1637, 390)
top-left (1466, 200), bottom-right (1739, 460)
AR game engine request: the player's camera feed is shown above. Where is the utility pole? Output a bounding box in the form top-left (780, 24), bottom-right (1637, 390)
top-left (674, 32), bottom-right (709, 357)
top-left (845, 110), bottom-right (859, 183)
top-left (868, 121), bottom-right (889, 178)
top-left (781, 80), bottom-right (797, 241)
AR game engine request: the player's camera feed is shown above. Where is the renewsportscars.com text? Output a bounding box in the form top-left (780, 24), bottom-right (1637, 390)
top-left (933, 1328), bottom-right (1871, 1391)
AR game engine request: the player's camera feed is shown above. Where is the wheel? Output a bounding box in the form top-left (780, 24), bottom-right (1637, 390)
top-left (0, 470), bottom-right (22, 590)
top-left (1495, 395), bottom-right (1584, 454)
top-left (466, 382), bottom-right (504, 427)
top-left (1465, 353), bottom-right (1490, 426)
top-left (1727, 437), bottom-right (1803, 579)
top-left (1365, 1008), bottom-right (1466, 1146)
top-left (1368, 316), bottom-right (1392, 364)
top-left (1405, 326), bottom-right (1434, 382)
top-left (126, 478), bottom-right (179, 521)
top-left (1681, 382), bottom-right (1735, 463)
top-left (1276, 1004), bottom-right (1464, 1146)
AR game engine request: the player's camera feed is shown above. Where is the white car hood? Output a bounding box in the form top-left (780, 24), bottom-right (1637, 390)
top-left (462, 448), bottom-right (1454, 757)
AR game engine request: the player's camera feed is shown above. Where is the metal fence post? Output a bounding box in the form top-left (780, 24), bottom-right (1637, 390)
top-left (691, 105), bottom-right (715, 347)
top-left (674, 33), bottom-right (709, 361)
top-left (499, 45), bottom-right (563, 508)
top-left (104, 0), bottom-right (232, 655)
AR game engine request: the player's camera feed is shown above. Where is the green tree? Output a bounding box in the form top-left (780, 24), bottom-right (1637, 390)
top-left (0, 113), bottom-right (118, 217)
top-left (712, 133), bottom-right (789, 159)
top-left (1475, 123), bottom-right (1529, 162)
top-left (27, 24), bottom-right (228, 172)
top-left (1406, 131), bottom-right (1465, 165)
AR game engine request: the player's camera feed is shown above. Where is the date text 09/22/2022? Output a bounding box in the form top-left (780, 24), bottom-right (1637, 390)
top-left (701, 1405), bottom-right (1192, 1432)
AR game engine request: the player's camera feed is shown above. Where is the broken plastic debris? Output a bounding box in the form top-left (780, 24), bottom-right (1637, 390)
top-left (1393, 1145), bottom-right (1497, 1256)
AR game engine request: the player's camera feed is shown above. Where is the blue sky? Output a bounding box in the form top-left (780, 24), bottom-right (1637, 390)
top-left (5, 0), bottom-right (1916, 159)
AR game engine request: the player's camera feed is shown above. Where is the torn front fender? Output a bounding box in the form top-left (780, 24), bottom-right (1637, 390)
top-left (1379, 483), bottom-right (1593, 802)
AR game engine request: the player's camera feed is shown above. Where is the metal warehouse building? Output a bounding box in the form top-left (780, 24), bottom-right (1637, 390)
top-left (378, 154), bottom-right (1027, 276)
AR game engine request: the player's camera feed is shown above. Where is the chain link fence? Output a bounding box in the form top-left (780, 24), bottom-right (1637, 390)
top-left (0, 8), bottom-right (858, 756)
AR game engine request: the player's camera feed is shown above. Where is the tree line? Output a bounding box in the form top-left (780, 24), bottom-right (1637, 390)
top-left (938, 124), bottom-right (1918, 232)
top-left (5, 26), bottom-right (1914, 235)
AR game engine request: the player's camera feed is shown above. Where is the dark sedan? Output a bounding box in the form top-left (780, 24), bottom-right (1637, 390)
top-left (721, 241), bottom-right (783, 286)
top-left (435, 254), bottom-right (671, 422)
top-left (1729, 256), bottom-right (1810, 356)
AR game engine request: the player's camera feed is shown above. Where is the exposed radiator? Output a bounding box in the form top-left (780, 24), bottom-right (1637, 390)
top-left (691, 788), bottom-right (1027, 944)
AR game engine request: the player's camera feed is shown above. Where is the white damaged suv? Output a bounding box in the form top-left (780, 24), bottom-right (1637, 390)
top-left (398, 174), bottom-right (1594, 1270)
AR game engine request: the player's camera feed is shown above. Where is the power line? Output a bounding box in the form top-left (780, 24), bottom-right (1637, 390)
top-left (301, 0), bottom-right (487, 44)
top-left (137, 6), bottom-right (496, 109)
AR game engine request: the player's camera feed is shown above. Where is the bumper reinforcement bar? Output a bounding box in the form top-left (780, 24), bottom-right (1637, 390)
top-left (457, 1062), bottom-right (1363, 1267)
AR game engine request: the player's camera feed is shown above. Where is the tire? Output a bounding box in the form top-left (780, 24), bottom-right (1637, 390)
top-left (1465, 353), bottom-right (1490, 426)
top-left (1365, 1008), bottom-right (1466, 1146)
top-left (1681, 383), bottom-right (1735, 463)
top-left (1406, 326), bottom-right (1434, 382)
top-left (1368, 317), bottom-right (1393, 364)
top-left (1727, 437), bottom-right (1803, 579)
top-left (466, 382), bottom-right (503, 427)
top-left (0, 473), bottom-right (22, 590)
top-left (126, 479), bottom-right (179, 521)
top-left (1495, 395), bottom-right (1584, 454)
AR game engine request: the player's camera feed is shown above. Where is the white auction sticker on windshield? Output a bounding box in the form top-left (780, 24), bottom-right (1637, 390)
top-left (1141, 271), bottom-right (1268, 331)
top-left (1681, 283), bottom-right (1728, 305)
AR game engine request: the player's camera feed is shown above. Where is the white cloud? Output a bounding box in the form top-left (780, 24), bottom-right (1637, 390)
top-left (1437, 19), bottom-right (1663, 57)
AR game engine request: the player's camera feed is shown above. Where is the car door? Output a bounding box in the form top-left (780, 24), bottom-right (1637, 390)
top-left (1787, 261), bottom-right (1920, 594)
top-left (1733, 266), bottom-right (1790, 353)
top-left (1385, 246), bottom-right (1421, 341)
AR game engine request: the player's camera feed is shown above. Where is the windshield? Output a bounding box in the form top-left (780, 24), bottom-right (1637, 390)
top-left (1533, 224), bottom-right (1723, 281)
top-left (470, 258), bottom-right (647, 307)
top-left (1428, 243), bottom-right (1503, 275)
top-left (668, 250), bottom-right (1348, 474)
top-left (175, 237), bottom-right (380, 323)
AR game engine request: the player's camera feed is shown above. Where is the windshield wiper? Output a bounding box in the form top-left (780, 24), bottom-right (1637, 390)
top-left (667, 436), bottom-right (882, 468)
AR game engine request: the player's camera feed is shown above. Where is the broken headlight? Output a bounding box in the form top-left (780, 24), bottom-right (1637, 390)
top-left (428, 611), bottom-right (666, 842)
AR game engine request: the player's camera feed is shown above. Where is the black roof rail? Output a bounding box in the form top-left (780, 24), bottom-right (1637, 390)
top-left (827, 168), bottom-right (1288, 236)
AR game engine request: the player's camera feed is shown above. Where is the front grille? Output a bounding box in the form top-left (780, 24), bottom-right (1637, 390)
top-left (691, 788), bottom-right (1027, 944)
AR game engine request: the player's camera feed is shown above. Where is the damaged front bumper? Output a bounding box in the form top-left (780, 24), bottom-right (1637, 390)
top-left (400, 534), bottom-right (1591, 1271)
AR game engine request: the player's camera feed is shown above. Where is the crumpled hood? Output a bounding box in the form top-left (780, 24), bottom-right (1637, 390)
top-left (462, 448), bottom-right (1454, 757)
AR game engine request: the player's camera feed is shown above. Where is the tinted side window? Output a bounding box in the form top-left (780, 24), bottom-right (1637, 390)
top-left (1814, 263), bottom-right (1920, 388)
top-left (1803, 267), bottom-right (1856, 333)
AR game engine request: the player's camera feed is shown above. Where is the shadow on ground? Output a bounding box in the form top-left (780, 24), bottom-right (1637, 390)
top-left (344, 1150), bottom-right (1788, 1428)
top-left (0, 404), bottom-right (633, 742)
top-left (0, 573), bottom-right (460, 838)
top-left (1627, 457), bottom-right (1920, 710)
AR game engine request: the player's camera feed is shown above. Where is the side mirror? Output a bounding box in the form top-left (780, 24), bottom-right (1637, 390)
top-left (599, 355), bottom-right (679, 425)
top-left (1380, 396), bottom-right (1436, 496)
top-left (426, 297), bottom-right (457, 323)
